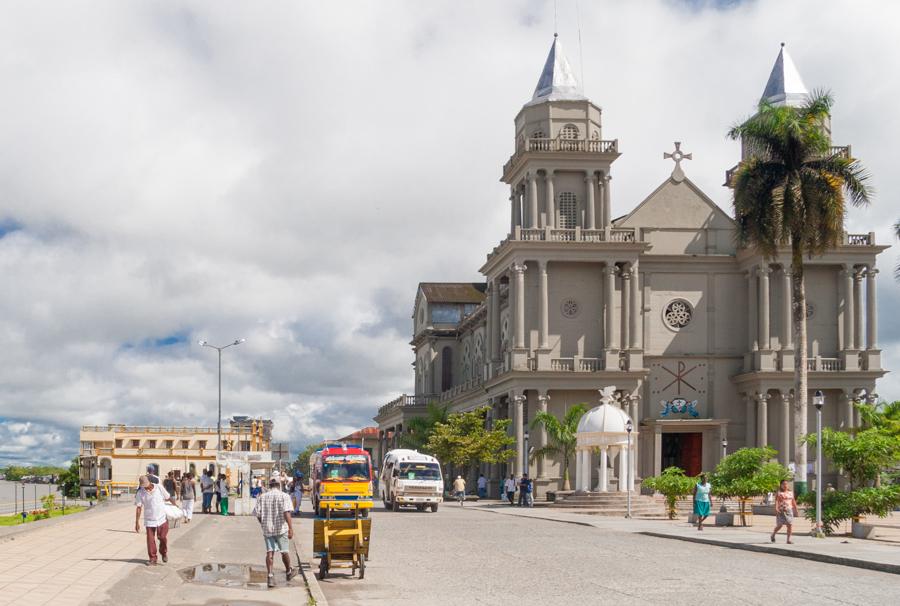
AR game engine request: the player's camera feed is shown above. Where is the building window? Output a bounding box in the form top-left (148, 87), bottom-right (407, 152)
top-left (115, 439), bottom-right (123, 449)
top-left (441, 346), bottom-right (453, 392)
top-left (164, 440), bottom-right (173, 449)
top-left (131, 440), bottom-right (140, 448)
top-left (431, 304), bottom-right (462, 324)
top-left (199, 440), bottom-right (207, 449)
top-left (147, 440), bottom-right (156, 449)
top-left (560, 124), bottom-right (579, 140)
top-left (181, 440), bottom-right (190, 449)
top-left (558, 192), bottom-right (577, 229)
top-left (663, 299), bottom-right (693, 330)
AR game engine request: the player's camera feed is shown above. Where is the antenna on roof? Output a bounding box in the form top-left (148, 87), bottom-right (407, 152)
top-left (553, 0), bottom-right (558, 35)
top-left (576, 0), bottom-right (585, 92)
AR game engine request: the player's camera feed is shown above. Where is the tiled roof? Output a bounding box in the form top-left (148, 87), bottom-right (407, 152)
top-left (419, 282), bottom-right (486, 304)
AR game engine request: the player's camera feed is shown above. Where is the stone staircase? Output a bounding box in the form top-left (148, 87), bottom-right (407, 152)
top-left (550, 491), bottom-right (667, 517)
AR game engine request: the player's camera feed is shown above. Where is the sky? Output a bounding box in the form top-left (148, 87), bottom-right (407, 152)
top-left (1, 0), bottom-right (899, 466)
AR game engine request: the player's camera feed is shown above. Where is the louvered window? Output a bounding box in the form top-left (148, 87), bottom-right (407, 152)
top-left (558, 192), bottom-right (577, 229)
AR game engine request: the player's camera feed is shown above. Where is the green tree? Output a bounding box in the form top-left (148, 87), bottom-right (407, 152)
top-left (399, 402), bottom-right (449, 453)
top-left (801, 485), bottom-right (900, 535)
top-left (711, 447), bottom-right (790, 526)
top-left (643, 467), bottom-right (696, 519)
top-left (728, 91), bottom-right (872, 494)
top-left (288, 442), bottom-right (323, 479)
top-left (805, 427), bottom-right (900, 489)
top-left (529, 403), bottom-right (587, 491)
top-left (425, 406), bottom-right (515, 480)
top-left (58, 457), bottom-right (82, 498)
top-left (857, 400), bottom-right (900, 437)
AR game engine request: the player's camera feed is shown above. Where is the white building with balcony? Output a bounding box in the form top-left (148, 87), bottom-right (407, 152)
top-left (375, 38), bottom-right (887, 497)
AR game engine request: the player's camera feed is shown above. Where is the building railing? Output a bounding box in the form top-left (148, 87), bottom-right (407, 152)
top-left (81, 425), bottom-right (256, 435)
top-left (550, 357), bottom-right (603, 372)
top-left (439, 377), bottom-right (485, 402)
top-left (845, 232), bottom-right (875, 246)
top-left (504, 137), bottom-right (618, 175)
top-left (807, 357), bottom-right (845, 371)
top-left (513, 226), bottom-right (636, 243)
top-left (377, 394), bottom-right (438, 417)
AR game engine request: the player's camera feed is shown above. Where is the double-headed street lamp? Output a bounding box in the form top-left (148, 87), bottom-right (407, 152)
top-left (625, 419), bottom-right (633, 519)
top-left (813, 389), bottom-right (825, 539)
top-left (199, 339), bottom-right (245, 453)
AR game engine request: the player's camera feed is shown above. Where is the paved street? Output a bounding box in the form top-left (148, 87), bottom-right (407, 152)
top-left (304, 502), bottom-right (899, 606)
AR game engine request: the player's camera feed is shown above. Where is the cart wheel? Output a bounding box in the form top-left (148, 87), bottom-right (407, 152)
top-left (358, 554), bottom-right (365, 579)
top-left (318, 558), bottom-right (328, 580)
top-left (361, 508), bottom-right (369, 519)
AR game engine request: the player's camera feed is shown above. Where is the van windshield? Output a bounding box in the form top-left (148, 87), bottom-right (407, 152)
top-left (398, 462), bottom-right (441, 481)
top-left (323, 455), bottom-right (370, 481)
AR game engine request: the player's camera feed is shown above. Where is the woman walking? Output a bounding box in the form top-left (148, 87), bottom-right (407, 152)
top-left (771, 479), bottom-right (799, 544)
top-left (693, 474), bottom-right (712, 531)
top-left (180, 473), bottom-right (196, 523)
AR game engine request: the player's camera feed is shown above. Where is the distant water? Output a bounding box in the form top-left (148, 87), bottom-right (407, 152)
top-left (0, 480), bottom-right (62, 515)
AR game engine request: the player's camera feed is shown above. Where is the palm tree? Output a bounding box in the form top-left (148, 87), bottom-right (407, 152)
top-left (399, 402), bottom-right (449, 453)
top-left (728, 91), bottom-right (872, 494)
top-left (530, 403), bottom-right (588, 491)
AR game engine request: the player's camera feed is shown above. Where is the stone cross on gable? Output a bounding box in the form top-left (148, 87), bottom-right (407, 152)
top-left (664, 141), bottom-right (692, 183)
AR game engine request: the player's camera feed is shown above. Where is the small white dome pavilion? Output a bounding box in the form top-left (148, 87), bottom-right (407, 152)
top-left (574, 387), bottom-right (637, 493)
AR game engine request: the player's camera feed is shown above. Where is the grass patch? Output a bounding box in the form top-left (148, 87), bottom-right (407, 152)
top-left (0, 506), bottom-right (87, 526)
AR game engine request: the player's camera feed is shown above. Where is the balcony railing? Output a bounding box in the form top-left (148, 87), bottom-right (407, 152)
top-left (807, 357), bottom-right (845, 371)
top-left (514, 226), bottom-right (636, 243)
top-left (377, 394), bottom-right (437, 417)
top-left (845, 232), bottom-right (875, 246)
top-left (504, 137), bottom-right (618, 175)
top-left (550, 357), bottom-right (603, 372)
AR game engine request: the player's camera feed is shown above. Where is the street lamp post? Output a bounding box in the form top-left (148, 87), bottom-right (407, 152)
top-left (199, 339), bottom-right (245, 454)
top-left (721, 437), bottom-right (728, 460)
top-left (625, 419), bottom-right (633, 519)
top-left (813, 389), bottom-right (825, 538)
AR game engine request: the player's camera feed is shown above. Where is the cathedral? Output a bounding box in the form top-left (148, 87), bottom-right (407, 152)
top-left (374, 37), bottom-right (887, 497)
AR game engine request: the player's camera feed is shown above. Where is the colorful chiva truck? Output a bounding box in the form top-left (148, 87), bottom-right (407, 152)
top-left (309, 444), bottom-right (374, 516)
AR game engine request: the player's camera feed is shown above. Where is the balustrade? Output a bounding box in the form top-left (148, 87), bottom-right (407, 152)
top-left (806, 357), bottom-right (845, 371)
top-left (504, 138), bottom-right (618, 174)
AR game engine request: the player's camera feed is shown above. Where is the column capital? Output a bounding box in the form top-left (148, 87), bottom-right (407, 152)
top-left (537, 394), bottom-right (550, 404)
top-left (538, 259), bottom-right (548, 272)
top-left (853, 266), bottom-right (865, 281)
top-left (511, 262), bottom-right (527, 274)
top-left (755, 391), bottom-right (770, 403)
top-left (602, 264), bottom-right (618, 276)
top-left (868, 267), bottom-right (880, 278)
top-left (756, 265), bottom-right (772, 277)
top-left (513, 394), bottom-right (525, 406)
top-left (621, 267), bottom-right (632, 280)
top-left (781, 265), bottom-right (792, 277)
top-left (543, 170), bottom-right (555, 180)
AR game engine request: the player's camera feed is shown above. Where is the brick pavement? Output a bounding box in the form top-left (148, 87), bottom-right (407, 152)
top-left (0, 503), bottom-right (202, 606)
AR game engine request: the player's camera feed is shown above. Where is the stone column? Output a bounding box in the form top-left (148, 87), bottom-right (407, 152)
top-left (653, 425), bottom-right (662, 477)
top-left (617, 446), bottom-right (628, 493)
top-left (544, 171), bottom-right (555, 228)
top-left (745, 394), bottom-right (756, 448)
top-left (490, 280), bottom-right (501, 364)
top-left (782, 268), bottom-right (793, 348)
top-left (510, 189), bottom-right (519, 234)
top-left (853, 268), bottom-right (863, 350)
top-left (758, 265), bottom-right (771, 350)
top-left (528, 173), bottom-right (539, 228)
top-left (621, 266), bottom-right (631, 351)
top-left (842, 265), bottom-right (855, 350)
top-left (599, 447), bottom-right (609, 492)
top-left (748, 268), bottom-right (758, 352)
top-left (604, 264), bottom-right (617, 351)
top-left (575, 447), bottom-right (583, 492)
top-left (537, 393), bottom-right (549, 478)
top-left (718, 424), bottom-right (728, 464)
top-left (781, 391), bottom-right (792, 466)
top-left (841, 390), bottom-right (854, 431)
top-left (513, 264), bottom-right (526, 349)
top-left (514, 394), bottom-right (525, 476)
top-left (485, 283), bottom-right (495, 365)
top-left (585, 172), bottom-right (596, 230)
top-left (601, 172), bottom-right (611, 228)
top-left (629, 263), bottom-right (641, 349)
top-left (538, 261), bottom-right (549, 349)
top-left (756, 392), bottom-right (769, 447)
top-left (867, 268), bottom-right (878, 349)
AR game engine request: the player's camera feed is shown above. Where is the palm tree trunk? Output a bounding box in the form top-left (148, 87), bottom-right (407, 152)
top-left (791, 244), bottom-right (809, 495)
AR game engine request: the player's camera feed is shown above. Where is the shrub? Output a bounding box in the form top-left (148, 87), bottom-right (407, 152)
top-left (643, 467), bottom-right (696, 519)
top-left (800, 485), bottom-right (900, 535)
top-left (712, 447), bottom-right (790, 526)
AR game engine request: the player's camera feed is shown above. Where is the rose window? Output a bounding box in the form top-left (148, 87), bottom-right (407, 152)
top-left (664, 300), bottom-right (693, 329)
top-left (561, 299), bottom-right (580, 319)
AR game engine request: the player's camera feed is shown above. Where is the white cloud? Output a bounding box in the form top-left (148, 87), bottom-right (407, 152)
top-left (1, 0), bottom-right (899, 465)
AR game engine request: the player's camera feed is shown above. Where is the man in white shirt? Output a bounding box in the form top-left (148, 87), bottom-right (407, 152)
top-left (253, 478), bottom-right (296, 588)
top-left (477, 474), bottom-right (488, 499)
top-left (504, 475), bottom-right (517, 507)
top-left (134, 475), bottom-right (178, 565)
top-left (200, 469), bottom-right (214, 513)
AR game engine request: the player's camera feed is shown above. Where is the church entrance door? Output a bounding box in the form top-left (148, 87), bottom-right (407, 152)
top-left (661, 432), bottom-right (702, 477)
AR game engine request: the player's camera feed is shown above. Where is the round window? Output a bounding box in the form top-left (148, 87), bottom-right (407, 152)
top-left (663, 299), bottom-right (693, 330)
top-left (560, 298), bottom-right (580, 319)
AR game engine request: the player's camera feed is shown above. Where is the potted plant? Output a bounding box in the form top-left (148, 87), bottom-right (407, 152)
top-left (642, 466), bottom-right (696, 519)
top-left (711, 447), bottom-right (789, 527)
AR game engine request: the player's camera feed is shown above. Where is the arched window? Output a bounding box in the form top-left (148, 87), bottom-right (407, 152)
top-left (558, 192), bottom-right (577, 229)
top-left (441, 346), bottom-right (453, 392)
top-left (560, 124), bottom-right (579, 140)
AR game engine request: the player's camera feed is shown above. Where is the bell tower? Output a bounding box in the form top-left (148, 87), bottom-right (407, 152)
top-left (501, 35), bottom-right (620, 235)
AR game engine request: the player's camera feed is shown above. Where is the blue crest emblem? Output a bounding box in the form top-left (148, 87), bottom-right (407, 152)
top-left (660, 397), bottom-right (699, 418)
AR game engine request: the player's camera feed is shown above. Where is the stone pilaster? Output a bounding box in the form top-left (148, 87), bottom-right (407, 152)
top-left (780, 268), bottom-right (794, 370)
top-left (601, 171), bottom-right (611, 228)
top-left (756, 392), bottom-right (770, 447)
top-left (544, 171), bottom-right (555, 229)
top-left (603, 264), bottom-right (619, 370)
top-left (528, 173), bottom-right (539, 228)
top-left (585, 171), bottom-right (596, 230)
top-left (757, 266), bottom-right (775, 370)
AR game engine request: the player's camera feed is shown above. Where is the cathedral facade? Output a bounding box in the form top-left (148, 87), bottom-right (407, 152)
top-left (375, 38), bottom-right (887, 497)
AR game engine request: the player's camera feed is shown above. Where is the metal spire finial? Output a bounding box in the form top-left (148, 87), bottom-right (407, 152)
top-left (663, 142), bottom-right (692, 182)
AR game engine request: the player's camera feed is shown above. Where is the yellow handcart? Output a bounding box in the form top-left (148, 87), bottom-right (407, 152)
top-left (313, 500), bottom-right (372, 579)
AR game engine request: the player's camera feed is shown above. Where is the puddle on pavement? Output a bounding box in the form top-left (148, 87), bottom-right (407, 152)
top-left (179, 563), bottom-right (273, 590)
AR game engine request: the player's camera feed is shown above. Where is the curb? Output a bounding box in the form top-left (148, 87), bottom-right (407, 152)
top-left (638, 531), bottom-right (900, 576)
top-left (293, 533), bottom-right (329, 606)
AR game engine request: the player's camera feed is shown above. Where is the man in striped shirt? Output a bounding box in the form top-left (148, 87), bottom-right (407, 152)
top-left (253, 478), bottom-right (297, 588)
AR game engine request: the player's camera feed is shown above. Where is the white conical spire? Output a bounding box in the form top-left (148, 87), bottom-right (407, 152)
top-left (528, 34), bottom-right (586, 106)
top-left (760, 43), bottom-right (808, 107)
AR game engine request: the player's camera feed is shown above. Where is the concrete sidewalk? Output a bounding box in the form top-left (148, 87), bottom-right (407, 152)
top-left (468, 502), bottom-right (900, 575)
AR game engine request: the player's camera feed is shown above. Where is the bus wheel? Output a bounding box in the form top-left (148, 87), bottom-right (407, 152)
top-left (416, 505), bottom-right (425, 512)
top-left (430, 503), bottom-right (438, 513)
top-left (392, 500), bottom-right (400, 512)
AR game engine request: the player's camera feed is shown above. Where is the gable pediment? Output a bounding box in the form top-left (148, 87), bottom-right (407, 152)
top-left (616, 177), bottom-right (735, 231)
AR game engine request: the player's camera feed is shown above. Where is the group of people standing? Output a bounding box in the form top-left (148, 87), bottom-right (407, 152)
top-left (693, 475), bottom-right (799, 542)
top-left (198, 469), bottom-right (231, 515)
top-left (503, 473), bottom-right (533, 507)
